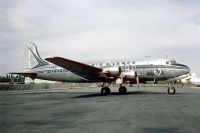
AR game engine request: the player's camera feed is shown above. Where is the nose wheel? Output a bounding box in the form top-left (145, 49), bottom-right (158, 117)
top-left (167, 86), bottom-right (176, 95)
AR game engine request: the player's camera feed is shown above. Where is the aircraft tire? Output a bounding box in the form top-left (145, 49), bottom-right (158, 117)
top-left (119, 86), bottom-right (127, 94)
top-left (101, 87), bottom-right (111, 95)
top-left (167, 87), bottom-right (176, 95)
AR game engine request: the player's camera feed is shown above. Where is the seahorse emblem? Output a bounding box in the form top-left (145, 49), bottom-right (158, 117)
top-left (154, 69), bottom-right (162, 75)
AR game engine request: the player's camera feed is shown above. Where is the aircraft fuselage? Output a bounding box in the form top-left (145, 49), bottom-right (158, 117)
top-left (30, 59), bottom-right (190, 83)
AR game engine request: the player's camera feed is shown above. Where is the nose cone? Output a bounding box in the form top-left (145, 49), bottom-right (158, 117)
top-left (183, 67), bottom-right (190, 76)
top-left (185, 65), bottom-right (190, 74)
top-left (182, 64), bottom-right (190, 74)
top-left (172, 63), bottom-right (190, 75)
top-left (178, 64), bottom-right (190, 74)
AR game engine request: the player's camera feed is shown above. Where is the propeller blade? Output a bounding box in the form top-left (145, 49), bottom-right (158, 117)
top-left (134, 65), bottom-right (139, 92)
top-left (136, 74), bottom-right (139, 91)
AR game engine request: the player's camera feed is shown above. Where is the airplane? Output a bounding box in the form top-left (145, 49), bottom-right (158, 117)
top-left (11, 43), bottom-right (190, 95)
top-left (180, 73), bottom-right (200, 86)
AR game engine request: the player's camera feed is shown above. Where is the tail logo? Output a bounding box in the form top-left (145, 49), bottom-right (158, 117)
top-left (27, 42), bottom-right (49, 69)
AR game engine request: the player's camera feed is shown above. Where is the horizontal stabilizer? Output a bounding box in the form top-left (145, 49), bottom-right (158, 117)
top-left (45, 57), bottom-right (102, 78)
top-left (10, 72), bottom-right (37, 79)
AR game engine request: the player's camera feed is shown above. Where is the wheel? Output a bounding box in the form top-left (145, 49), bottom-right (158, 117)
top-left (101, 87), bottom-right (111, 95)
top-left (167, 86), bottom-right (176, 95)
top-left (119, 86), bottom-right (127, 94)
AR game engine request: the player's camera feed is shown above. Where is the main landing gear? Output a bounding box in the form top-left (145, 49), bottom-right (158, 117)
top-left (167, 83), bottom-right (176, 95)
top-left (101, 82), bottom-right (111, 95)
top-left (101, 83), bottom-right (127, 95)
top-left (101, 87), bottom-right (111, 95)
top-left (118, 86), bottom-right (127, 94)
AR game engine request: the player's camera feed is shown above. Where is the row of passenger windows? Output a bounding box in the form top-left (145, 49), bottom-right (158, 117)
top-left (91, 61), bottom-right (136, 67)
top-left (41, 69), bottom-right (68, 73)
top-left (121, 65), bottom-right (136, 70)
top-left (91, 60), bottom-right (176, 67)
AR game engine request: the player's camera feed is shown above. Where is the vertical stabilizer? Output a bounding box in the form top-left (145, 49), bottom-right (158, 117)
top-left (23, 42), bottom-right (49, 70)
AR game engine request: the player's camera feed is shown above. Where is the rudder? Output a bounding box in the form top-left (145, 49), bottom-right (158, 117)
top-left (23, 42), bottom-right (49, 70)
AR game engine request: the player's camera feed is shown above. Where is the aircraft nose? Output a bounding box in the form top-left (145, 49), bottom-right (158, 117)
top-left (173, 63), bottom-right (190, 74)
top-left (184, 65), bottom-right (190, 74)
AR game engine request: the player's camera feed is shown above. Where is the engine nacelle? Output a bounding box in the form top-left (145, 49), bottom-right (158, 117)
top-left (102, 66), bottom-right (121, 77)
top-left (122, 71), bottom-right (136, 80)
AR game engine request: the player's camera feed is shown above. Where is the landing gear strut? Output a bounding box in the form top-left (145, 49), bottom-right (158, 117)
top-left (167, 83), bottom-right (176, 95)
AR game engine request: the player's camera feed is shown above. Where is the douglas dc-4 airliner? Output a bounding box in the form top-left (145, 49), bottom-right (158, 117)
top-left (11, 43), bottom-right (190, 95)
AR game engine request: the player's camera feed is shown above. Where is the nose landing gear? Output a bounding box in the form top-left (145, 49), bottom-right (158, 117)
top-left (167, 83), bottom-right (176, 95)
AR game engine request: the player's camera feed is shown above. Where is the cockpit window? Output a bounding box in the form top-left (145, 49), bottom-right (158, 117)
top-left (170, 60), bottom-right (176, 64)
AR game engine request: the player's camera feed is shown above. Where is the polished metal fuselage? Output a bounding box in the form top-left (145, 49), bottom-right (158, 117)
top-left (29, 59), bottom-right (190, 83)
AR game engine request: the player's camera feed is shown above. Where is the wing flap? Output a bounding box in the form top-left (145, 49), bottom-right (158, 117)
top-left (45, 57), bottom-right (102, 78)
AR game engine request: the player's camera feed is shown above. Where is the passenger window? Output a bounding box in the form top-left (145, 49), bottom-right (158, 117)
top-left (47, 70), bottom-right (51, 73)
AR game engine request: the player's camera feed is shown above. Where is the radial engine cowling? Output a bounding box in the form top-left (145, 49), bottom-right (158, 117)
top-left (123, 71), bottom-right (136, 80)
top-left (102, 66), bottom-right (121, 77)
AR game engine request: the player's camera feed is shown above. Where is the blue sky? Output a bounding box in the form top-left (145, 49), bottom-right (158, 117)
top-left (0, 0), bottom-right (200, 75)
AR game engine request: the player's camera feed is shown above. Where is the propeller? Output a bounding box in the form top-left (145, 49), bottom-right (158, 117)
top-left (115, 66), bottom-right (123, 85)
top-left (120, 67), bottom-right (123, 86)
top-left (135, 65), bottom-right (140, 92)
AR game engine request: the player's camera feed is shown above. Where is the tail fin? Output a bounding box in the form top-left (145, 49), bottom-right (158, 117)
top-left (23, 42), bottom-right (49, 70)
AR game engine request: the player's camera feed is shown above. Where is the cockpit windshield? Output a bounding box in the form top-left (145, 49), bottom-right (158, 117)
top-left (170, 60), bottom-right (176, 64)
top-left (166, 60), bottom-right (176, 65)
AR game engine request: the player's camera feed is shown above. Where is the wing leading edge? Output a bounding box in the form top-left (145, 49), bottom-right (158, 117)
top-left (45, 57), bottom-right (103, 80)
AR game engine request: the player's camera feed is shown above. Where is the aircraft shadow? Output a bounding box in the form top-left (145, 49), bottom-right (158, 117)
top-left (70, 91), bottom-right (176, 99)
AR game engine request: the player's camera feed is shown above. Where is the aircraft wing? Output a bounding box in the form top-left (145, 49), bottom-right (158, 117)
top-left (45, 57), bottom-right (103, 79)
top-left (10, 72), bottom-right (37, 79)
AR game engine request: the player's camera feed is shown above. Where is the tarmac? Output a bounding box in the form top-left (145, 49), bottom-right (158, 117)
top-left (1, 86), bottom-right (200, 133)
